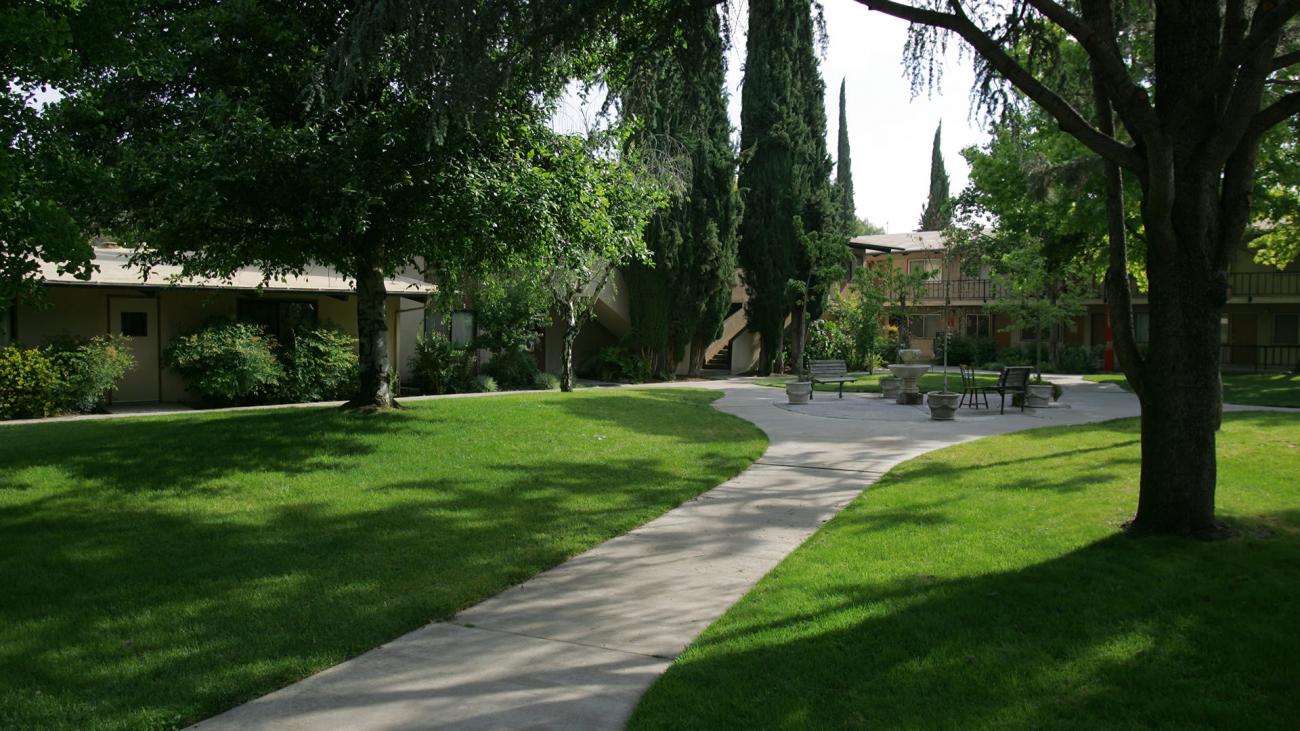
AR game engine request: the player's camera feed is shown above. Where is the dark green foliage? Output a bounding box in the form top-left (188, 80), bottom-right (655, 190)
top-left (917, 123), bottom-right (950, 231)
top-left (737, 0), bottom-right (836, 374)
top-left (45, 335), bottom-right (135, 413)
top-left (473, 275), bottom-right (550, 354)
top-left (0, 2), bottom-right (98, 308)
top-left (620, 5), bottom-right (739, 374)
top-left (484, 349), bottom-right (540, 390)
top-left (578, 346), bottom-right (652, 383)
top-left (409, 334), bottom-right (475, 395)
top-left (833, 79), bottom-right (857, 235)
top-left (277, 324), bottom-right (359, 403)
top-left (162, 321), bottom-right (284, 406)
top-left (0, 345), bottom-right (56, 420)
top-left (931, 335), bottom-right (997, 368)
top-left (1057, 345), bottom-right (1103, 374)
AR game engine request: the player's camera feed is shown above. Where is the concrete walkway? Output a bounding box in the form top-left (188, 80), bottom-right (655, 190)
top-left (193, 378), bottom-right (1144, 730)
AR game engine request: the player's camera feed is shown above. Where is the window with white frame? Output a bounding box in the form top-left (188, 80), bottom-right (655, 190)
top-left (908, 258), bottom-right (943, 280)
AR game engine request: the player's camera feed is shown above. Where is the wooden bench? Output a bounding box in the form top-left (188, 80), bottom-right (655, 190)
top-left (809, 359), bottom-right (855, 399)
top-left (981, 366), bottom-right (1033, 414)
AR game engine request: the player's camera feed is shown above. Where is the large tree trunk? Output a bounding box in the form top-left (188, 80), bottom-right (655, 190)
top-left (350, 253), bottom-right (394, 410)
top-left (560, 299), bottom-right (578, 392)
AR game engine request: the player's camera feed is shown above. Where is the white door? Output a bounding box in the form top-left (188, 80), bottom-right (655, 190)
top-left (109, 297), bottom-right (159, 402)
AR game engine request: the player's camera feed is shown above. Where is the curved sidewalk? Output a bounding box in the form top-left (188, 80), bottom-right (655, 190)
top-left (192, 379), bottom-right (1142, 730)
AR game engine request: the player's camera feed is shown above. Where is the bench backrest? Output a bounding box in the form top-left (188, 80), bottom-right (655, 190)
top-left (810, 359), bottom-right (849, 376)
top-left (999, 366), bottom-right (1033, 389)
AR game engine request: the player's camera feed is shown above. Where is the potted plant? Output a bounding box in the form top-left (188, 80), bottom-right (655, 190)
top-left (879, 376), bottom-right (901, 400)
top-left (927, 328), bottom-right (960, 420)
top-left (1026, 374), bottom-right (1054, 408)
top-left (786, 378), bottom-right (813, 404)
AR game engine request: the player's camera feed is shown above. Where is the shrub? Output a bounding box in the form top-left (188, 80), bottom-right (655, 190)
top-left (45, 335), bottom-right (136, 413)
top-left (277, 323), bottom-right (358, 402)
top-left (578, 345), bottom-right (651, 383)
top-left (484, 348), bottom-right (540, 390)
top-left (1057, 344), bottom-right (1102, 374)
top-left (933, 335), bottom-right (997, 368)
top-left (474, 374), bottom-right (499, 392)
top-left (995, 346), bottom-right (1033, 366)
top-left (981, 361), bottom-right (1006, 372)
top-left (163, 320), bottom-right (283, 406)
top-left (0, 345), bottom-right (57, 420)
top-left (534, 372), bottom-right (561, 390)
top-left (806, 320), bottom-right (852, 363)
top-left (410, 333), bottom-right (475, 395)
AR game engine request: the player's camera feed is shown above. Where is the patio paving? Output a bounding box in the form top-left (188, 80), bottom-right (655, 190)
top-left (191, 377), bottom-right (1143, 730)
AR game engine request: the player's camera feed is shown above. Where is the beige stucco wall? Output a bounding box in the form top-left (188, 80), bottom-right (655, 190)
top-left (15, 285), bottom-right (416, 403)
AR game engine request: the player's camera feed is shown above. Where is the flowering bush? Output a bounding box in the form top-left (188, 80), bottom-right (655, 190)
top-left (0, 345), bottom-right (58, 420)
top-left (46, 335), bottom-right (136, 413)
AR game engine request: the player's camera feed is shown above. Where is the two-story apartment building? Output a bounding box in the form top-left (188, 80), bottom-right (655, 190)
top-left (850, 231), bottom-right (1300, 372)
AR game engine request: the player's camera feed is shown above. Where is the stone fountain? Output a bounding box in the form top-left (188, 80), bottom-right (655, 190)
top-left (887, 349), bottom-right (930, 405)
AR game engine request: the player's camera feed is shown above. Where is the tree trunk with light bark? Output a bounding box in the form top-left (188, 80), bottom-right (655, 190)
top-left (349, 247), bottom-right (395, 410)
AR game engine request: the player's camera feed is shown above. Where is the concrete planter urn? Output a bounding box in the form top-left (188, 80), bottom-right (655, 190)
top-left (927, 391), bottom-right (961, 420)
top-left (897, 348), bottom-right (924, 364)
top-left (880, 377), bottom-right (901, 400)
top-left (786, 381), bottom-right (813, 404)
top-left (1027, 383), bottom-right (1053, 408)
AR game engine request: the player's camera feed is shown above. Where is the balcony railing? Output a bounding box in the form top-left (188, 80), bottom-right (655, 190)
top-left (1228, 271), bottom-right (1300, 300)
top-left (1221, 344), bottom-right (1300, 372)
top-left (911, 272), bottom-right (1300, 304)
top-left (919, 279), bottom-right (1003, 302)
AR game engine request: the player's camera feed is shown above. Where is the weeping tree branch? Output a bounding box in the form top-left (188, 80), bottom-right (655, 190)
top-left (853, 0), bottom-right (1144, 172)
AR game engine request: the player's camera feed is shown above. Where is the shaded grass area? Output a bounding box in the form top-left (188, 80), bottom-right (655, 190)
top-left (758, 370), bottom-right (1000, 394)
top-left (630, 412), bottom-right (1300, 730)
top-left (1085, 371), bottom-right (1300, 407)
top-left (0, 389), bottom-right (766, 731)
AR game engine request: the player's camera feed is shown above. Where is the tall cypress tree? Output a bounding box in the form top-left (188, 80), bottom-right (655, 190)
top-left (738, 0), bottom-right (832, 375)
top-left (622, 6), bottom-right (738, 374)
top-left (833, 78), bottom-right (857, 235)
top-left (918, 122), bottom-right (951, 231)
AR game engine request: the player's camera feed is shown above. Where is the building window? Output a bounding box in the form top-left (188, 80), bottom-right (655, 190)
top-left (449, 310), bottom-right (475, 346)
top-left (965, 314), bottom-right (991, 338)
top-left (1275, 314), bottom-right (1299, 345)
top-left (909, 314), bottom-right (943, 338)
top-left (1133, 312), bottom-right (1150, 344)
top-left (908, 258), bottom-right (943, 280)
top-left (237, 299), bottom-right (318, 342)
top-left (120, 311), bottom-right (148, 337)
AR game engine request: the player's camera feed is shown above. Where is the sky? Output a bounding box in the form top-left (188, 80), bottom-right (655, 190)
top-left (552, 0), bottom-right (989, 234)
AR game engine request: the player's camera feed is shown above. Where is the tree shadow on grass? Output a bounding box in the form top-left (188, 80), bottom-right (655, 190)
top-left (0, 407), bottom-right (423, 494)
top-left (631, 509), bottom-right (1300, 730)
top-left (0, 389), bottom-right (767, 729)
top-left (0, 452), bottom-right (752, 730)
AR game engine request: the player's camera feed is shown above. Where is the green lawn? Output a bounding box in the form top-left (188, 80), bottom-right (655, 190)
top-left (758, 370), bottom-right (999, 394)
top-left (630, 412), bottom-right (1300, 730)
top-left (0, 389), bottom-right (766, 731)
top-left (1085, 371), bottom-right (1300, 407)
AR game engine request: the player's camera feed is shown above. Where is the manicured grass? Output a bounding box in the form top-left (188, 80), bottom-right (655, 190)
top-left (630, 412), bottom-right (1300, 730)
top-left (1085, 371), bottom-right (1300, 407)
top-left (0, 389), bottom-right (766, 731)
top-left (758, 369), bottom-right (1000, 394)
